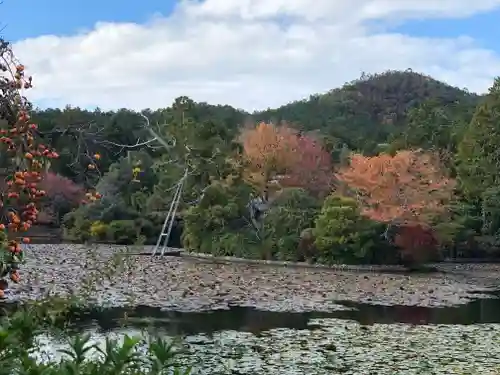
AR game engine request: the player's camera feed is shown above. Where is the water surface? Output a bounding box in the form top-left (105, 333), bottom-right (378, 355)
top-left (66, 291), bottom-right (500, 334)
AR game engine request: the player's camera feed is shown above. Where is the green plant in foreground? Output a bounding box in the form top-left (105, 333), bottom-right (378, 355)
top-left (0, 301), bottom-right (192, 375)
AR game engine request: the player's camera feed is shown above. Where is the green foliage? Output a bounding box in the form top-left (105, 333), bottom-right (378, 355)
top-left (254, 71), bottom-right (479, 153)
top-left (106, 220), bottom-right (138, 245)
top-left (447, 78), bottom-right (500, 254)
top-left (64, 151), bottom-right (158, 244)
top-left (388, 98), bottom-right (474, 168)
top-left (182, 177), bottom-right (259, 257)
top-left (210, 230), bottom-right (261, 258)
top-left (63, 214), bottom-right (92, 243)
top-left (33, 74), bottom-right (500, 264)
top-left (0, 301), bottom-right (191, 375)
top-left (134, 215), bottom-right (165, 245)
top-left (457, 81), bottom-right (500, 198)
top-left (148, 97), bottom-right (240, 212)
top-left (480, 186), bottom-right (500, 237)
top-left (261, 188), bottom-right (321, 261)
top-left (313, 195), bottom-right (384, 264)
top-left (97, 150), bottom-right (157, 205)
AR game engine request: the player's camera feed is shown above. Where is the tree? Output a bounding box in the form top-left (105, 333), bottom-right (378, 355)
top-left (454, 78), bottom-right (500, 249)
top-left (280, 133), bottom-right (333, 198)
top-left (457, 77), bottom-right (500, 199)
top-left (61, 97), bottom-right (242, 247)
top-left (336, 150), bottom-right (455, 226)
top-left (388, 98), bottom-right (474, 167)
top-left (261, 188), bottom-right (320, 261)
top-left (38, 172), bottom-right (84, 224)
top-left (336, 150), bottom-right (455, 265)
top-left (313, 195), bottom-right (383, 264)
top-left (148, 97), bottom-right (238, 211)
top-left (182, 174), bottom-right (258, 257)
top-left (0, 39), bottom-right (101, 297)
top-left (241, 122), bottom-right (333, 198)
top-left (240, 122), bottom-right (296, 194)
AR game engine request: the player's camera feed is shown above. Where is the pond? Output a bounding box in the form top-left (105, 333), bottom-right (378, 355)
top-left (9, 244), bottom-right (500, 372)
top-left (16, 244), bottom-right (500, 311)
top-left (53, 290), bottom-right (500, 333)
top-left (32, 292), bottom-right (500, 374)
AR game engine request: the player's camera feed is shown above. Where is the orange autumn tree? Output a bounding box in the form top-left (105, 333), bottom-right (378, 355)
top-left (241, 122), bottom-right (333, 198)
top-left (336, 149), bottom-right (455, 264)
top-left (0, 39), bottom-right (100, 298)
top-left (240, 122), bottom-right (296, 196)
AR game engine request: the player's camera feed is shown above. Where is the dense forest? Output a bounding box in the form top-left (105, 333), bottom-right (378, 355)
top-left (27, 70), bottom-right (500, 266)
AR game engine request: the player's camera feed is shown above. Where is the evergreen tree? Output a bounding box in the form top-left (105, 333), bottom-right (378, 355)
top-left (457, 77), bottom-right (500, 199)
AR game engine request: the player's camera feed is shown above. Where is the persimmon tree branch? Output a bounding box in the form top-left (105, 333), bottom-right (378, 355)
top-left (0, 37), bottom-right (104, 289)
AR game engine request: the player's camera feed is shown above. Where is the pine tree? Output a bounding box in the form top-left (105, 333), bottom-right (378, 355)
top-left (457, 77), bottom-right (500, 198)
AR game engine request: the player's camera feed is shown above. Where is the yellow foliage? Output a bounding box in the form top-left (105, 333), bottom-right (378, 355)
top-left (90, 221), bottom-right (108, 239)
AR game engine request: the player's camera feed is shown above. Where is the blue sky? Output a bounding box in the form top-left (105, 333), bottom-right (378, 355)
top-left (2, 0), bottom-right (499, 110)
top-left (2, 0), bottom-right (498, 51)
top-left (391, 9), bottom-right (499, 51)
top-left (1, 0), bottom-right (178, 41)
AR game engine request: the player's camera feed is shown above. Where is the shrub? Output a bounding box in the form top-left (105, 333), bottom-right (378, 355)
top-left (313, 195), bottom-right (382, 264)
top-left (261, 188), bottom-right (320, 261)
top-left (63, 214), bottom-right (92, 243)
top-left (394, 224), bottom-right (439, 267)
top-left (107, 220), bottom-right (138, 245)
top-left (297, 227), bottom-right (317, 263)
top-left (39, 172), bottom-right (85, 223)
top-left (90, 220), bottom-right (108, 241)
top-left (0, 301), bottom-right (191, 374)
top-left (210, 230), bottom-right (259, 258)
top-left (182, 178), bottom-right (257, 255)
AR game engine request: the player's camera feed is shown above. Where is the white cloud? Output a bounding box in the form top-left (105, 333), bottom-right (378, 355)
top-left (181, 0), bottom-right (500, 21)
top-left (10, 0), bottom-right (500, 111)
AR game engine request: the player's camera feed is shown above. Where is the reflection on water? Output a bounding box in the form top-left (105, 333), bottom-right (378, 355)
top-left (10, 291), bottom-right (500, 370)
top-left (334, 296), bottom-right (500, 326)
top-left (62, 291), bottom-right (500, 335)
top-left (2, 291), bottom-right (500, 337)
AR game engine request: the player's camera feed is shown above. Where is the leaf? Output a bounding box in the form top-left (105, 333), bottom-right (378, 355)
top-left (336, 150), bottom-right (455, 226)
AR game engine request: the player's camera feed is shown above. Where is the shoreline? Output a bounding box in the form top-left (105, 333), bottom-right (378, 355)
top-left (3, 244), bottom-right (499, 312)
top-left (35, 242), bottom-right (500, 273)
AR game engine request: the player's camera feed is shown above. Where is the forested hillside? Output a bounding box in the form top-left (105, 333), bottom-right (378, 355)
top-left (253, 70), bottom-right (480, 153)
top-left (31, 70), bottom-right (480, 171)
top-left (22, 70), bottom-right (499, 267)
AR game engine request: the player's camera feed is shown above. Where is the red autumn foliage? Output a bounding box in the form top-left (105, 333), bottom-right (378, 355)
top-left (394, 224), bottom-right (438, 265)
top-left (39, 172), bottom-right (84, 204)
top-left (37, 172), bottom-right (85, 223)
top-left (241, 122), bottom-right (333, 197)
top-left (280, 133), bottom-right (333, 197)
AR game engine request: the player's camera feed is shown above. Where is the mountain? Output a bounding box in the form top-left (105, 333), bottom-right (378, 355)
top-left (252, 70), bottom-right (481, 153)
top-left (29, 70), bottom-right (482, 172)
